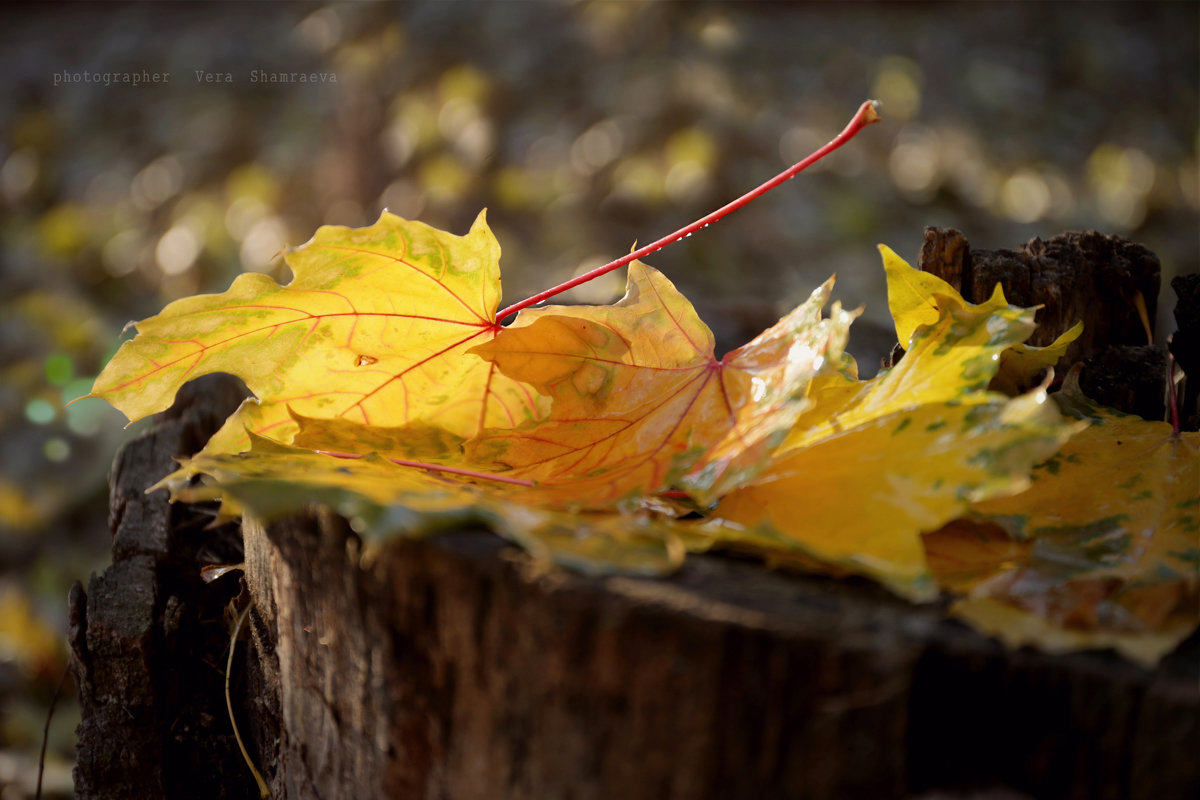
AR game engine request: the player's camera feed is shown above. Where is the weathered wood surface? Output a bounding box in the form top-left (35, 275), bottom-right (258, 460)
top-left (70, 375), bottom-right (259, 800)
top-left (918, 227), bottom-right (1161, 356)
top-left (1171, 273), bottom-right (1200, 430)
top-left (71, 378), bottom-right (1200, 799)
top-left (243, 508), bottom-right (1199, 800)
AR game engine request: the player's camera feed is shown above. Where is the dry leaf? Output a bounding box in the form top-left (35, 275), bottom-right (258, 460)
top-left (701, 248), bottom-right (1077, 600)
top-left (952, 368), bottom-right (1200, 658)
top-left (467, 262), bottom-right (852, 508)
top-left (89, 211), bottom-right (547, 452)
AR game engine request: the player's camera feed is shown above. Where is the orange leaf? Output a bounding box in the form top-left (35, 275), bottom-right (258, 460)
top-left (467, 262), bottom-right (851, 508)
top-left (923, 519), bottom-right (1031, 593)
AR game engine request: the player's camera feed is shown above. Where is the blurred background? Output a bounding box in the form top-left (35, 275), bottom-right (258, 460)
top-left (1, 1), bottom-right (1196, 795)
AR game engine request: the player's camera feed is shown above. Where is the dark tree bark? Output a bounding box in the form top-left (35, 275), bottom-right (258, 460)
top-left (916, 228), bottom-right (1175, 422)
top-left (70, 375), bottom-right (260, 800)
top-left (242, 510), bottom-right (1199, 800)
top-left (917, 228), bottom-right (1161, 356)
top-left (1170, 273), bottom-right (1200, 429)
top-left (74, 398), bottom-right (1200, 800)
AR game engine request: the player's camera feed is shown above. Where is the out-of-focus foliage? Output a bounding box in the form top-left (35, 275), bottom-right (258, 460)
top-left (1, 2), bottom-right (1196, 788)
top-left (0, 583), bottom-right (63, 679)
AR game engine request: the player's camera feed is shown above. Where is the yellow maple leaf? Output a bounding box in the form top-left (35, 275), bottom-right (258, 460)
top-left (991, 322), bottom-right (1084, 396)
top-left (707, 389), bottom-right (1073, 600)
top-left (782, 279), bottom-right (1036, 455)
top-left (949, 369), bottom-right (1200, 658)
top-left (701, 247), bottom-right (1078, 600)
top-left (174, 433), bottom-right (685, 576)
top-left (880, 243), bottom-right (1088, 396)
top-left (881, 243), bottom-right (969, 349)
top-left (88, 211), bottom-right (547, 452)
top-left (948, 596), bottom-right (1195, 667)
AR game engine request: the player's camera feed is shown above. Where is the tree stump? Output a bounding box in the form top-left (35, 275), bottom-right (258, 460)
top-left (916, 228), bottom-right (1172, 420)
top-left (73, 384), bottom-right (1200, 800)
top-left (241, 510), bottom-right (1199, 800)
top-left (70, 375), bottom-right (260, 799)
top-left (73, 232), bottom-right (1200, 799)
top-left (1170, 273), bottom-right (1200, 430)
top-left (917, 227), bottom-right (1161, 355)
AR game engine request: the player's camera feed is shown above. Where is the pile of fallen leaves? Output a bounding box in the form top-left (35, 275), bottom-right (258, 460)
top-left (88, 209), bottom-right (1198, 666)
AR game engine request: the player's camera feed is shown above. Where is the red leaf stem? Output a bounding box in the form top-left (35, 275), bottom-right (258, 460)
top-left (495, 100), bottom-right (881, 322)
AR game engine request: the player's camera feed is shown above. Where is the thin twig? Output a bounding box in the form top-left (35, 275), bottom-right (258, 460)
top-left (226, 602), bottom-right (270, 798)
top-left (35, 659), bottom-right (71, 800)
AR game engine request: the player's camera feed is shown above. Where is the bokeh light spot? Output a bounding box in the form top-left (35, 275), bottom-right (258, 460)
top-left (451, 115), bottom-right (495, 167)
top-left (226, 164), bottom-right (280, 207)
top-left (665, 161), bottom-right (709, 203)
top-left (102, 229), bottom-right (146, 278)
top-left (224, 196), bottom-right (269, 241)
top-left (44, 354), bottom-right (73, 387)
top-left (570, 120), bottom-right (623, 175)
top-left (438, 97), bottom-right (479, 141)
top-left (1088, 144), bottom-right (1155, 228)
top-left (295, 7), bottom-right (343, 52)
top-left (379, 179), bottom-right (425, 218)
top-left (889, 126), bottom-right (941, 196)
top-left (1001, 169), bottom-right (1052, 223)
top-left (418, 154), bottom-right (473, 204)
top-left (780, 127), bottom-right (825, 170)
top-left (665, 127), bottom-right (717, 171)
top-left (25, 399), bottom-right (56, 425)
top-left (131, 155), bottom-right (184, 212)
top-left (1, 148), bottom-right (38, 204)
top-left (562, 256), bottom-right (625, 305)
top-left (697, 14), bottom-right (740, 51)
top-left (43, 438), bottom-right (70, 463)
top-left (438, 64), bottom-right (490, 105)
top-left (156, 223), bottom-right (202, 275)
top-left (611, 155), bottom-right (666, 206)
top-left (64, 389), bottom-right (109, 438)
top-left (872, 56), bottom-right (923, 122)
top-left (36, 204), bottom-right (90, 258)
top-left (663, 128), bottom-right (716, 200)
top-left (240, 216), bottom-right (289, 272)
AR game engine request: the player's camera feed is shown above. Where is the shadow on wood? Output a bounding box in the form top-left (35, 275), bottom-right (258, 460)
top-left (241, 504), bottom-right (1198, 800)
